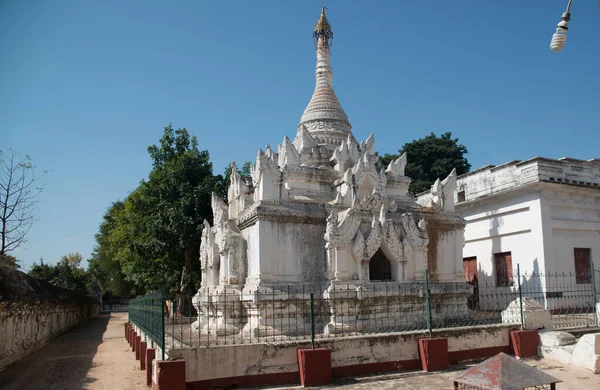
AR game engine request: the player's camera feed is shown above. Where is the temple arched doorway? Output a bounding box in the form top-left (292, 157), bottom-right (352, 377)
top-left (369, 248), bottom-right (392, 281)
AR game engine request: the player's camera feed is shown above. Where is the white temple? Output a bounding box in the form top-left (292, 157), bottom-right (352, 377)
top-left (194, 8), bottom-right (467, 338)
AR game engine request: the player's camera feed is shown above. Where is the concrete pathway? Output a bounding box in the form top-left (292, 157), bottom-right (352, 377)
top-left (0, 313), bottom-right (146, 390)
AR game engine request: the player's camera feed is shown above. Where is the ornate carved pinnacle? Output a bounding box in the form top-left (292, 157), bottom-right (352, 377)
top-left (313, 6), bottom-right (333, 44)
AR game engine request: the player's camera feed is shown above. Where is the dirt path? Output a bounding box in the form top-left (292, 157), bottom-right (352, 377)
top-left (0, 313), bottom-right (146, 390)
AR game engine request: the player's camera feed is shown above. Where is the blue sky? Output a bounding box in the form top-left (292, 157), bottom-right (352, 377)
top-left (2, 0), bottom-right (599, 270)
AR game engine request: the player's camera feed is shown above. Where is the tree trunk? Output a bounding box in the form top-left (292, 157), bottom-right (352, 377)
top-left (176, 249), bottom-right (194, 316)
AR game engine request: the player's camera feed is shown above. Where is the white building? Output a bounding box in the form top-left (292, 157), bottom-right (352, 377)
top-left (420, 157), bottom-right (600, 310)
top-left (193, 7), bottom-right (468, 338)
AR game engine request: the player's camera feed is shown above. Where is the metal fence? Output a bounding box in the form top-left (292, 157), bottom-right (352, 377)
top-left (102, 304), bottom-right (128, 312)
top-left (518, 268), bottom-right (599, 329)
top-left (130, 267), bottom-right (600, 351)
top-left (128, 292), bottom-right (165, 359)
top-left (164, 272), bottom-right (522, 348)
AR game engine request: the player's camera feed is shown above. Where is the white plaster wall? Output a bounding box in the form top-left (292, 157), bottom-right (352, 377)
top-left (0, 303), bottom-right (98, 369)
top-left (540, 185), bottom-right (600, 275)
top-left (170, 324), bottom-right (517, 383)
top-left (460, 191), bottom-right (545, 286)
top-left (434, 229), bottom-right (465, 281)
top-left (242, 223), bottom-right (260, 281)
top-left (256, 220), bottom-right (327, 283)
top-left (538, 185), bottom-right (600, 309)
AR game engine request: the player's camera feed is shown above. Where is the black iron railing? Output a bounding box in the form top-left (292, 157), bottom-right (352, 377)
top-left (130, 265), bottom-right (599, 351)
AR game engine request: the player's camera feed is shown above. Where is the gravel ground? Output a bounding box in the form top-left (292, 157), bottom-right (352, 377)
top-left (0, 313), bottom-right (146, 390)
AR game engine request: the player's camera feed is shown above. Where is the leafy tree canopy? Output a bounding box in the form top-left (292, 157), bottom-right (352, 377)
top-left (91, 125), bottom-right (224, 313)
top-left (380, 132), bottom-right (471, 195)
top-left (87, 201), bottom-right (137, 297)
top-left (29, 253), bottom-right (91, 296)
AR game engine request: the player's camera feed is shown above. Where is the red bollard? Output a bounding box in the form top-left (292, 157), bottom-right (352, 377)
top-left (146, 349), bottom-right (156, 386)
top-left (140, 341), bottom-right (147, 370)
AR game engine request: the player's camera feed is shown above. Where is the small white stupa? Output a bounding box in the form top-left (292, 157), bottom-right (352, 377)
top-left (194, 7), bottom-right (467, 338)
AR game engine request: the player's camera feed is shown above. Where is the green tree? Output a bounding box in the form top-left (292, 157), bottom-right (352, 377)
top-left (88, 201), bottom-right (138, 297)
top-left (29, 253), bottom-right (91, 296)
top-left (99, 125), bottom-right (223, 314)
top-left (380, 132), bottom-right (470, 195)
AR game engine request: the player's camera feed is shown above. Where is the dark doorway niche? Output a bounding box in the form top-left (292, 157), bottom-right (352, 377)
top-left (369, 248), bottom-right (392, 281)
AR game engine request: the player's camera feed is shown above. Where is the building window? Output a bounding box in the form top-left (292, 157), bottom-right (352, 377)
top-left (463, 257), bottom-right (478, 285)
top-left (574, 248), bottom-right (591, 284)
top-left (457, 190), bottom-right (466, 203)
top-left (494, 252), bottom-right (513, 287)
top-left (369, 249), bottom-right (392, 281)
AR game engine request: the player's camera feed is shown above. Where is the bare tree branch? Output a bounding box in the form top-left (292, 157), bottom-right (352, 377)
top-left (0, 148), bottom-right (47, 255)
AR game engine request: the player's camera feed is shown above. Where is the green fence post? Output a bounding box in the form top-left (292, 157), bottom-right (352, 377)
top-left (425, 269), bottom-right (432, 339)
top-left (161, 294), bottom-right (166, 360)
top-left (517, 264), bottom-right (524, 330)
top-left (591, 262), bottom-right (598, 302)
top-left (310, 293), bottom-right (315, 350)
top-left (591, 262), bottom-right (599, 328)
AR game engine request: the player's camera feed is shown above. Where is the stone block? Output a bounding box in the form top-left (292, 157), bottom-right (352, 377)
top-left (539, 331), bottom-right (576, 347)
top-left (418, 338), bottom-right (448, 372)
top-left (502, 298), bottom-right (552, 330)
top-left (135, 335), bottom-right (141, 360)
top-left (596, 303), bottom-right (600, 327)
top-left (297, 348), bottom-right (332, 387)
top-left (146, 348), bottom-right (156, 386)
top-left (140, 341), bottom-right (147, 370)
top-left (539, 344), bottom-right (575, 365)
top-left (510, 330), bottom-right (539, 359)
top-left (569, 333), bottom-right (600, 373)
top-left (152, 359), bottom-right (186, 390)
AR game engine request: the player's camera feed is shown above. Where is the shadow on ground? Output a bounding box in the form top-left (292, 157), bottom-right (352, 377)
top-left (0, 314), bottom-right (110, 390)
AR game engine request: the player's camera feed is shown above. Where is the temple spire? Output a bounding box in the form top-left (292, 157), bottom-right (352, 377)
top-left (299, 6), bottom-right (351, 149)
top-left (313, 6), bottom-right (333, 46)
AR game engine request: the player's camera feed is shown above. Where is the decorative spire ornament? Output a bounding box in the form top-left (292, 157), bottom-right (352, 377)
top-left (299, 6), bottom-right (351, 150)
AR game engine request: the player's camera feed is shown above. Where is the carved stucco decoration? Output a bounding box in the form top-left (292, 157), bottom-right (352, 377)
top-left (324, 200), bottom-right (431, 281)
top-left (293, 125), bottom-right (318, 153)
top-left (199, 219), bottom-right (219, 288)
top-left (352, 153), bottom-right (387, 193)
top-left (352, 214), bottom-right (383, 262)
top-left (210, 193), bottom-right (247, 285)
top-left (418, 168), bottom-right (458, 212)
top-left (330, 134), bottom-right (360, 172)
top-left (324, 208), bottom-right (361, 248)
top-left (332, 145), bottom-right (387, 210)
top-left (542, 189), bottom-right (600, 211)
top-left (385, 152), bottom-right (407, 178)
top-left (401, 213), bottom-right (429, 249)
top-left (359, 134), bottom-right (375, 159)
top-left (251, 148), bottom-right (281, 192)
top-left (228, 163), bottom-right (253, 217)
top-left (302, 119), bottom-right (351, 134)
top-left (277, 135), bottom-right (300, 168)
top-left (212, 193), bottom-right (228, 237)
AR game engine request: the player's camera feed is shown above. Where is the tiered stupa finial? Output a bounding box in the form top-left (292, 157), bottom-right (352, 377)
top-left (299, 6), bottom-right (351, 149)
